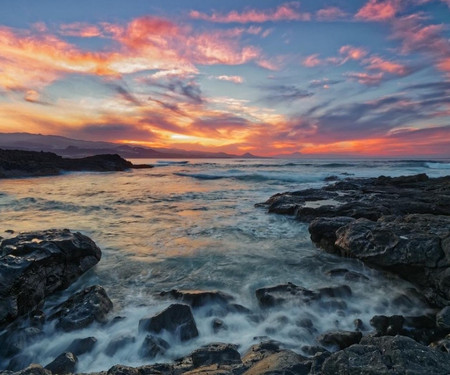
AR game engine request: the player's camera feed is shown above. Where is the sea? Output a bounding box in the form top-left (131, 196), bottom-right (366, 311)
top-left (1, 158), bottom-right (450, 372)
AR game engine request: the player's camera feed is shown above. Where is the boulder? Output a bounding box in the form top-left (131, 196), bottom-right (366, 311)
top-left (44, 352), bottom-right (78, 374)
top-left (0, 229), bottom-right (101, 326)
top-left (158, 290), bottom-right (234, 308)
top-left (139, 335), bottom-right (170, 359)
top-left (190, 343), bottom-right (241, 368)
top-left (65, 337), bottom-right (98, 356)
top-left (241, 341), bottom-right (281, 368)
top-left (49, 285), bottom-right (113, 331)
top-left (105, 334), bottom-right (136, 357)
top-left (317, 330), bottom-right (362, 350)
top-left (243, 350), bottom-right (310, 375)
top-left (139, 304), bottom-right (198, 341)
top-left (321, 335), bottom-right (450, 375)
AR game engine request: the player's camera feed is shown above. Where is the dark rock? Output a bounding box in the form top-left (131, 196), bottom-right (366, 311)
top-left (138, 363), bottom-right (174, 375)
top-left (105, 334), bottom-right (136, 357)
top-left (6, 353), bottom-right (34, 372)
top-left (4, 364), bottom-right (50, 375)
top-left (0, 229), bottom-right (101, 326)
top-left (0, 149), bottom-right (137, 179)
top-left (309, 217), bottom-right (355, 252)
top-left (44, 352), bottom-right (77, 374)
top-left (190, 343), bottom-right (241, 368)
top-left (65, 337), bottom-right (98, 356)
top-left (255, 282), bottom-right (318, 307)
top-left (0, 327), bottom-right (43, 357)
top-left (353, 318), bottom-right (365, 331)
top-left (243, 350), bottom-right (310, 375)
top-left (430, 334), bottom-right (450, 353)
top-left (139, 335), bottom-right (170, 359)
top-left (301, 345), bottom-right (328, 356)
top-left (317, 330), bottom-right (362, 350)
top-left (325, 268), bottom-right (369, 281)
top-left (159, 289), bottom-right (234, 308)
top-left (317, 285), bottom-right (352, 299)
top-left (49, 285), bottom-right (113, 331)
top-left (139, 303), bottom-right (199, 341)
top-left (370, 315), bottom-right (405, 336)
top-left (107, 365), bottom-right (139, 375)
top-left (436, 306), bottom-right (450, 329)
top-left (321, 335), bottom-right (450, 375)
top-left (212, 318), bottom-right (227, 333)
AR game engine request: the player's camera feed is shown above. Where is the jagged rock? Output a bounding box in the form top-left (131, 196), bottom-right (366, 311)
top-left (107, 365), bottom-right (139, 375)
top-left (139, 335), bottom-right (170, 359)
top-left (243, 350), bottom-right (310, 375)
top-left (190, 343), bottom-right (241, 368)
top-left (0, 229), bottom-right (101, 326)
top-left (105, 334), bottom-right (136, 357)
top-left (49, 285), bottom-right (113, 331)
top-left (436, 306), bottom-right (450, 329)
top-left (321, 335), bottom-right (450, 375)
top-left (370, 315), bottom-right (405, 336)
top-left (2, 364), bottom-right (50, 375)
top-left (44, 352), bottom-right (77, 374)
top-left (317, 330), bottom-right (362, 350)
top-left (65, 337), bottom-right (97, 356)
top-left (159, 290), bottom-right (234, 308)
top-left (139, 304), bottom-right (198, 341)
top-left (242, 341), bottom-right (281, 368)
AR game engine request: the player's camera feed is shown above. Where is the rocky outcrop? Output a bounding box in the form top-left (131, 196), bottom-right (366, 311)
top-left (139, 303), bottom-right (199, 341)
top-left (321, 335), bottom-right (450, 375)
top-left (44, 352), bottom-right (77, 374)
top-left (261, 174), bottom-right (450, 307)
top-left (0, 149), bottom-right (152, 179)
top-left (49, 285), bottom-right (113, 331)
top-left (0, 229), bottom-right (101, 326)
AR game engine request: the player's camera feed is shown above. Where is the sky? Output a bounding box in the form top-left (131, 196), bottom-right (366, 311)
top-left (0, 0), bottom-right (449, 157)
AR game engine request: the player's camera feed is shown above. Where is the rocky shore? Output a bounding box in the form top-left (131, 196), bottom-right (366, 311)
top-left (0, 149), bottom-right (152, 179)
top-left (1, 173), bottom-right (450, 374)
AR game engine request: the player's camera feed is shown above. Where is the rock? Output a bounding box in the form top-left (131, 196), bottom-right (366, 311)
top-left (255, 282), bottom-right (318, 307)
top-left (309, 217), bottom-right (355, 252)
top-left (0, 149), bottom-right (138, 179)
top-left (6, 353), bottom-right (34, 372)
top-left (159, 290), bottom-right (234, 308)
top-left (325, 268), bottom-right (369, 281)
top-left (321, 335), bottom-right (450, 375)
top-left (0, 229), bottom-right (101, 326)
top-left (49, 285), bottom-right (113, 331)
top-left (430, 334), bottom-right (450, 353)
top-left (317, 330), bottom-right (362, 350)
top-left (190, 343), bottom-right (241, 368)
top-left (242, 341), bottom-right (281, 368)
top-left (301, 345), bottom-right (328, 356)
top-left (107, 365), bottom-right (139, 375)
top-left (65, 337), bottom-right (98, 356)
top-left (3, 364), bottom-right (51, 375)
top-left (44, 352), bottom-right (78, 374)
top-left (105, 334), bottom-right (136, 357)
top-left (182, 365), bottom-right (235, 375)
top-left (212, 319), bottom-right (227, 333)
top-left (0, 327), bottom-right (43, 357)
top-left (139, 335), bottom-right (170, 359)
top-left (436, 306), bottom-right (450, 329)
top-left (243, 350), bottom-right (310, 375)
top-left (139, 303), bottom-right (199, 341)
top-left (370, 315), bottom-right (405, 336)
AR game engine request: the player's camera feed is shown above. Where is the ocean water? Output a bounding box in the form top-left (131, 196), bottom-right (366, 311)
top-left (1, 158), bottom-right (449, 372)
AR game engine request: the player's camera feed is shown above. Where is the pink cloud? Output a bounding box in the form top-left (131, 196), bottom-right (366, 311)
top-left (339, 45), bottom-right (368, 61)
top-left (316, 7), bottom-right (347, 21)
top-left (302, 54), bottom-right (321, 67)
top-left (189, 2), bottom-right (310, 23)
top-left (355, 0), bottom-right (402, 21)
top-left (364, 56), bottom-right (408, 74)
top-left (213, 75), bottom-right (244, 84)
top-left (59, 22), bottom-right (102, 37)
top-left (345, 71), bottom-right (385, 85)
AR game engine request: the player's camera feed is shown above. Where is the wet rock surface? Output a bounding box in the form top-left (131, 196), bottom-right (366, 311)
top-left (49, 285), bottom-right (113, 331)
top-left (0, 229), bottom-right (101, 327)
top-left (44, 352), bottom-right (77, 374)
top-left (261, 174), bottom-right (450, 307)
top-left (0, 149), bottom-right (152, 179)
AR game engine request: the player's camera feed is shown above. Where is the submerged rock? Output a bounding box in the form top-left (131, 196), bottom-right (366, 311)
top-left (0, 229), bottom-right (101, 327)
top-left (49, 285), bottom-right (113, 331)
top-left (139, 303), bottom-right (199, 341)
top-left (65, 337), bottom-right (98, 356)
top-left (105, 334), bottom-right (136, 357)
top-left (158, 289), bottom-right (234, 308)
top-left (139, 335), bottom-right (170, 359)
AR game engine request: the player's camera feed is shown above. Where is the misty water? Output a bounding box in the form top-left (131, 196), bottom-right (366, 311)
top-left (1, 158), bottom-right (450, 372)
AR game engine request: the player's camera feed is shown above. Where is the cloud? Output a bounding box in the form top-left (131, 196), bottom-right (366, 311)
top-left (59, 22), bottom-right (102, 37)
top-left (339, 45), bottom-right (369, 61)
top-left (260, 84), bottom-right (313, 104)
top-left (74, 123), bottom-right (158, 141)
top-left (211, 75), bottom-right (244, 84)
top-left (316, 7), bottom-right (348, 21)
top-left (345, 71), bottom-right (385, 85)
top-left (189, 2), bottom-right (310, 23)
top-left (355, 0), bottom-right (402, 21)
top-left (308, 78), bottom-right (341, 89)
top-left (364, 56), bottom-right (408, 74)
top-left (302, 54), bottom-right (321, 67)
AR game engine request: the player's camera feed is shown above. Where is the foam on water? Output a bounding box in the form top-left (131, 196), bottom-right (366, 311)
top-left (0, 158), bottom-right (448, 371)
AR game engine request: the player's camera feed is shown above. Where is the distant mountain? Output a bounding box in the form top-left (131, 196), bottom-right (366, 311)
top-left (0, 133), bottom-right (262, 159)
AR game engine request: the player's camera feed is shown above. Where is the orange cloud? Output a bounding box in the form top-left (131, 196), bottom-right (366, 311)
top-left (302, 54), bottom-right (321, 67)
top-left (59, 22), bottom-right (102, 37)
top-left (189, 2), bottom-right (310, 23)
top-left (355, 0), bottom-right (401, 21)
top-left (339, 45), bottom-right (368, 61)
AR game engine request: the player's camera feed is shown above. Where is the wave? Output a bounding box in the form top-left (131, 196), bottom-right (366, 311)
top-left (155, 161), bottom-right (189, 166)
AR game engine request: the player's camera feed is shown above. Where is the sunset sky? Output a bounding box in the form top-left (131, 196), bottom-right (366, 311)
top-left (0, 0), bottom-right (449, 156)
